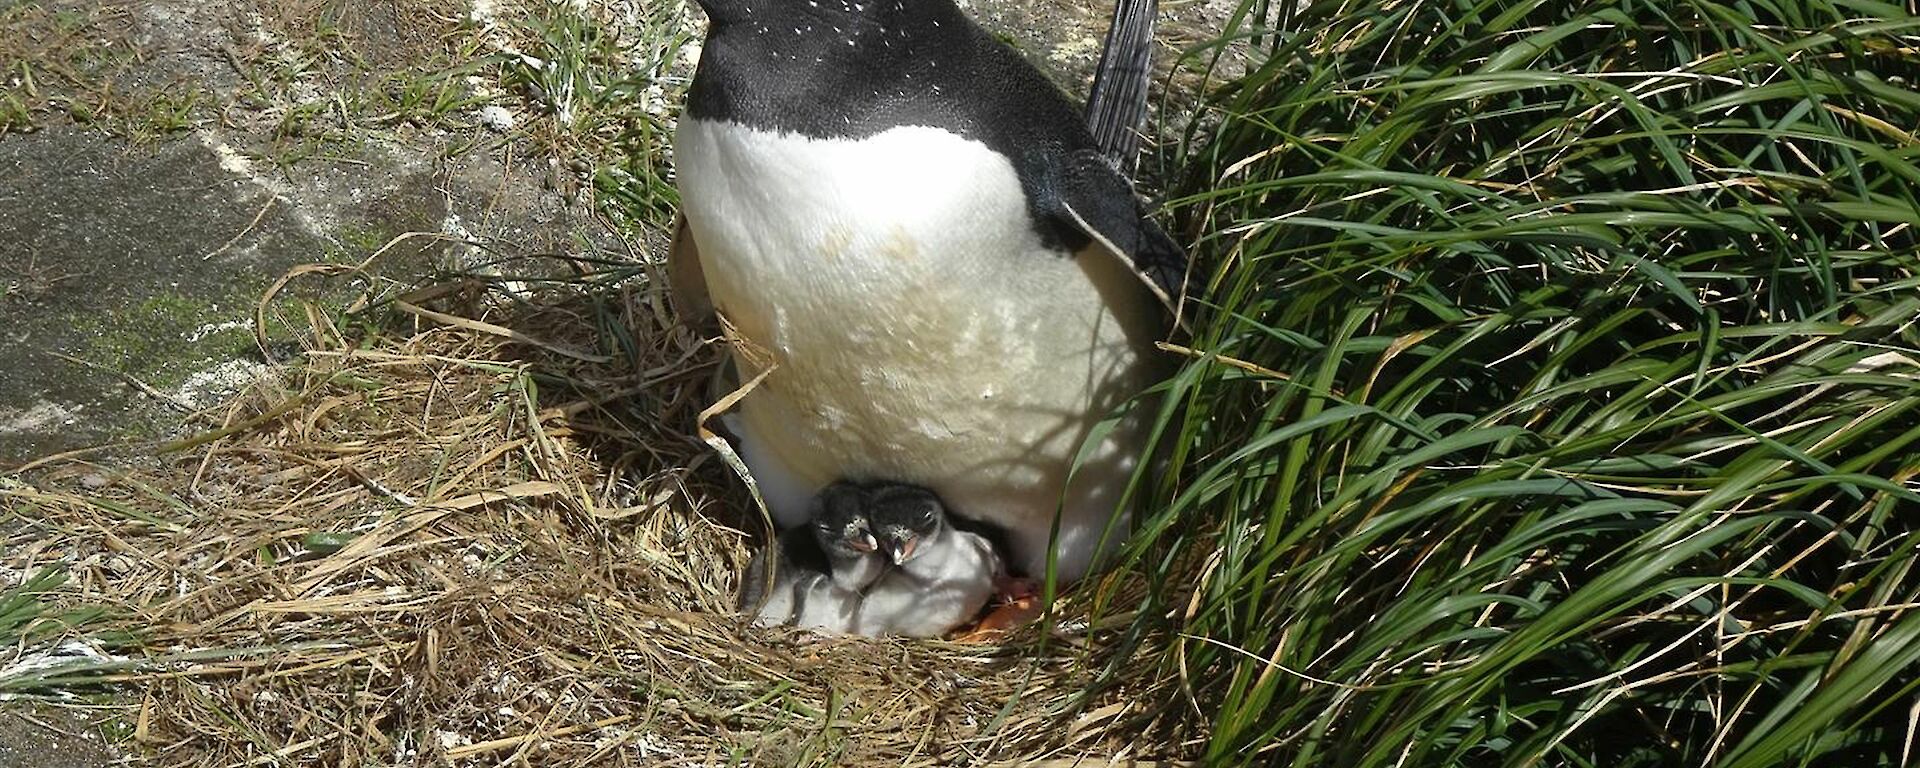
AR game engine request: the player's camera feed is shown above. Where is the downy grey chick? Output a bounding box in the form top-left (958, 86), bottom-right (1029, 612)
top-left (739, 482), bottom-right (882, 631)
top-left (812, 482), bottom-right (885, 592)
top-left (855, 485), bottom-right (999, 638)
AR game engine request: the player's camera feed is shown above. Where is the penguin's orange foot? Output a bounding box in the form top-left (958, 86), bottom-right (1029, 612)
top-left (994, 575), bottom-right (1039, 602)
top-left (951, 595), bottom-right (1043, 643)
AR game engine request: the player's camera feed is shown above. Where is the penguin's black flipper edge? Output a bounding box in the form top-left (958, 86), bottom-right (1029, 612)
top-left (1051, 149), bottom-right (1189, 322)
top-left (668, 214), bottom-right (719, 332)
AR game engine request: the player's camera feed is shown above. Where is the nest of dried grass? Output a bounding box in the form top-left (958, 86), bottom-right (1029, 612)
top-left (3, 243), bottom-right (1197, 765)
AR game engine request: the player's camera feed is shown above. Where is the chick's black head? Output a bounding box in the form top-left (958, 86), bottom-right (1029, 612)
top-left (810, 481), bottom-right (877, 558)
top-left (868, 485), bottom-right (944, 564)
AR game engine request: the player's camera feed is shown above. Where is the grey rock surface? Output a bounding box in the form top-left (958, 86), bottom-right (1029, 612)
top-left (0, 0), bottom-right (642, 465)
top-left (0, 124), bottom-right (608, 464)
top-left (0, 706), bottom-right (114, 768)
top-left (0, 128), bottom-right (327, 462)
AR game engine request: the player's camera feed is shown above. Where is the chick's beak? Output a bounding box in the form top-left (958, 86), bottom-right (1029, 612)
top-left (850, 532), bottom-right (877, 553)
top-left (887, 536), bottom-right (918, 565)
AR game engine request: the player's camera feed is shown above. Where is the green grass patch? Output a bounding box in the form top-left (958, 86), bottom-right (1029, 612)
top-left (0, 567), bottom-right (115, 698)
top-left (0, 2), bottom-right (140, 136)
top-left (1105, 0), bottom-right (1920, 764)
top-left (498, 0), bottom-right (695, 228)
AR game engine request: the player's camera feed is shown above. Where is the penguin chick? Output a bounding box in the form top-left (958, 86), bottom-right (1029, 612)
top-left (738, 520), bottom-right (822, 627)
top-left (737, 483), bottom-right (879, 631)
top-left (787, 571), bottom-right (864, 633)
top-left (855, 485), bottom-right (999, 638)
top-left (810, 480), bottom-right (884, 592)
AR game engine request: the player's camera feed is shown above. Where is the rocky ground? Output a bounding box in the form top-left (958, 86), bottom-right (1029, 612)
top-left (0, 0), bottom-right (1237, 762)
top-left (0, 0), bottom-right (635, 466)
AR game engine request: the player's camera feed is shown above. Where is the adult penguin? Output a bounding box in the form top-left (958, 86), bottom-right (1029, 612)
top-left (672, 0), bottom-right (1183, 583)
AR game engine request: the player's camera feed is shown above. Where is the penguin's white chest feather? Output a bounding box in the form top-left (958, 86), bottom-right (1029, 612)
top-left (675, 119), bottom-right (1158, 580)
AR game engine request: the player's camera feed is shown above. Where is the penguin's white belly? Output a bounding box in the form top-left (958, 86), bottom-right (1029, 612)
top-left (675, 119), bottom-right (1159, 580)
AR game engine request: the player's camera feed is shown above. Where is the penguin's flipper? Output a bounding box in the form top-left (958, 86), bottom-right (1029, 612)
top-left (668, 213), bottom-right (718, 331)
top-left (1050, 149), bottom-right (1189, 317)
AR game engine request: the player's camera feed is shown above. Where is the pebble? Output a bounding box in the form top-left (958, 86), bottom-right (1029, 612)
top-left (477, 105), bottom-right (516, 133)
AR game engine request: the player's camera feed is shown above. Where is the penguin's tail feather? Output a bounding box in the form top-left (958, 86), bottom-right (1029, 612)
top-left (1085, 0), bottom-right (1159, 167)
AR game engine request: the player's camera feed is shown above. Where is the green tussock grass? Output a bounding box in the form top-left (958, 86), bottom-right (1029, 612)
top-left (1103, 0), bottom-right (1920, 764)
top-left (499, 0), bottom-right (694, 227)
top-left (0, 566), bottom-right (116, 698)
